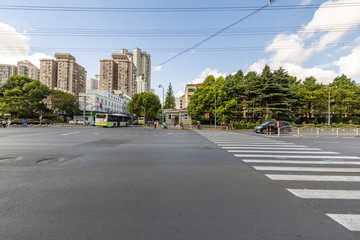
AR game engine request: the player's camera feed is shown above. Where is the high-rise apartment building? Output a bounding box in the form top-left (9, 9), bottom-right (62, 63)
top-left (113, 53), bottom-right (136, 96)
top-left (39, 53), bottom-right (87, 95)
top-left (17, 60), bottom-right (40, 80)
top-left (0, 64), bottom-right (17, 86)
top-left (100, 48), bottom-right (150, 96)
top-left (99, 59), bottom-right (115, 91)
top-left (40, 59), bottom-right (57, 89)
top-left (141, 51), bottom-right (151, 92)
top-left (133, 48), bottom-right (151, 92)
top-left (99, 51), bottom-right (136, 97)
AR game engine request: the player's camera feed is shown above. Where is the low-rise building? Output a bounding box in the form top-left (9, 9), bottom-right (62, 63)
top-left (181, 83), bottom-right (201, 108)
top-left (78, 89), bottom-right (131, 115)
top-left (164, 108), bottom-right (192, 126)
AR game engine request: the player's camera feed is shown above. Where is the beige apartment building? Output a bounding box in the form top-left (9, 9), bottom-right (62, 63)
top-left (99, 51), bottom-right (137, 97)
top-left (40, 59), bottom-right (57, 89)
top-left (0, 64), bottom-right (17, 85)
top-left (181, 83), bottom-right (202, 108)
top-left (17, 60), bottom-right (39, 80)
top-left (39, 53), bottom-right (87, 95)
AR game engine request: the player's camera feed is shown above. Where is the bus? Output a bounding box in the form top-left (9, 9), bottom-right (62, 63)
top-left (138, 117), bottom-right (144, 125)
top-left (95, 113), bottom-right (131, 127)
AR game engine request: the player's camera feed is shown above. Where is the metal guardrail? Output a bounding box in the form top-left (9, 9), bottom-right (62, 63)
top-left (291, 126), bottom-right (360, 138)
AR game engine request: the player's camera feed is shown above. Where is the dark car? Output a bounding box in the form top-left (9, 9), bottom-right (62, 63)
top-left (253, 121), bottom-right (292, 134)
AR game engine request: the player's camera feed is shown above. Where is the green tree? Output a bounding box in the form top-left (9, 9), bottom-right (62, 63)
top-left (0, 75), bottom-right (49, 118)
top-left (330, 75), bottom-right (360, 118)
top-left (49, 90), bottom-right (80, 116)
top-left (187, 75), bottom-right (237, 124)
top-left (292, 76), bottom-right (327, 119)
top-left (164, 83), bottom-right (176, 109)
top-left (127, 92), bottom-right (161, 122)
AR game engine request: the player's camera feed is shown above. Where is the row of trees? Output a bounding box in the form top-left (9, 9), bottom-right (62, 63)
top-left (188, 66), bottom-right (360, 124)
top-left (0, 75), bottom-right (79, 119)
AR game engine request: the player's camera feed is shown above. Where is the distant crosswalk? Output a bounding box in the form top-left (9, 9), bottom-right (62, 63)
top-left (197, 130), bottom-right (360, 232)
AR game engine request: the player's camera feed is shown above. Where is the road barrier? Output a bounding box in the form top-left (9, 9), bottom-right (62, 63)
top-left (292, 126), bottom-right (360, 138)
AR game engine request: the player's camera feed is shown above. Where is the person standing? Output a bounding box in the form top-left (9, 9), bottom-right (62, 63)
top-left (1, 120), bottom-right (6, 128)
top-left (7, 119), bottom-right (11, 128)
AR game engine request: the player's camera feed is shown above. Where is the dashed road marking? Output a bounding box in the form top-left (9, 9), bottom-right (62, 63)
top-left (61, 132), bottom-right (80, 136)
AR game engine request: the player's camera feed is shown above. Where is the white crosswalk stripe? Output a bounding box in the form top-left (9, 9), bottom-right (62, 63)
top-left (198, 130), bottom-right (360, 231)
top-left (229, 150), bottom-right (339, 154)
top-left (326, 214), bottom-right (360, 231)
top-left (242, 159), bottom-right (360, 165)
top-left (222, 147), bottom-right (321, 150)
top-left (286, 189), bottom-right (360, 199)
top-left (265, 174), bottom-right (360, 182)
top-left (253, 166), bottom-right (360, 172)
top-left (234, 154), bottom-right (360, 159)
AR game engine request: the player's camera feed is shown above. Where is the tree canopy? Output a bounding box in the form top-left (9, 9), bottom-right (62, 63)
top-left (49, 90), bottom-right (79, 116)
top-left (187, 66), bottom-right (360, 124)
top-left (0, 75), bottom-right (50, 118)
top-left (127, 92), bottom-right (161, 122)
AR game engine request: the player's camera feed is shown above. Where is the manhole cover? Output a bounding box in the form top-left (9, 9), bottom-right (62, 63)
top-left (36, 158), bottom-right (61, 165)
top-left (0, 157), bottom-right (17, 163)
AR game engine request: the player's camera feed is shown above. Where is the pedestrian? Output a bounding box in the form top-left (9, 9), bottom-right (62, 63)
top-left (1, 120), bottom-right (6, 128)
top-left (22, 119), bottom-right (27, 127)
top-left (7, 119), bottom-right (11, 128)
top-left (154, 120), bottom-right (157, 129)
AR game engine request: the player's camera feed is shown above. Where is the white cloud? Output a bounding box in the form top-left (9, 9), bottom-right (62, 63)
top-left (301, 0), bottom-right (312, 5)
top-left (335, 45), bottom-right (360, 78)
top-left (0, 22), bottom-right (52, 68)
top-left (175, 90), bottom-right (184, 97)
top-left (190, 68), bottom-right (227, 84)
top-left (152, 65), bottom-right (162, 72)
top-left (248, 0), bottom-right (360, 82)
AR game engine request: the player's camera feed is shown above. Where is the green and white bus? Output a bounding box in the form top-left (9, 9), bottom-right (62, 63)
top-left (95, 113), bottom-right (131, 127)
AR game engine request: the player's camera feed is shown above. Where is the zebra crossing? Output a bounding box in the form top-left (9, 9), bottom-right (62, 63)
top-left (198, 130), bottom-right (360, 233)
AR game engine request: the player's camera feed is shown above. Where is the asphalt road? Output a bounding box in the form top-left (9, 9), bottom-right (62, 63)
top-left (0, 126), bottom-right (359, 239)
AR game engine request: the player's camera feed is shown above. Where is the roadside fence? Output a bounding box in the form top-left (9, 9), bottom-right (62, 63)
top-left (287, 126), bottom-right (359, 138)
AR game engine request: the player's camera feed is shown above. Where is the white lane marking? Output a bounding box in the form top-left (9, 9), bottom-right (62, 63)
top-left (223, 147), bottom-right (321, 150)
top-left (61, 131), bottom-right (80, 136)
top-left (266, 174), bottom-right (360, 182)
top-left (242, 159), bottom-right (360, 165)
top-left (214, 141), bottom-right (289, 144)
top-left (229, 150), bottom-right (339, 154)
top-left (218, 144), bottom-right (307, 147)
top-left (286, 189), bottom-right (360, 199)
top-left (254, 166), bottom-right (360, 172)
top-left (234, 154), bottom-right (360, 159)
top-left (326, 214), bottom-right (360, 231)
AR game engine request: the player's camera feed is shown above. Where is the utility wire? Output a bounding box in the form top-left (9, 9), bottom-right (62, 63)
top-left (0, 2), bottom-right (359, 12)
top-left (1, 24), bottom-right (359, 37)
top-left (153, 1), bottom-right (274, 69)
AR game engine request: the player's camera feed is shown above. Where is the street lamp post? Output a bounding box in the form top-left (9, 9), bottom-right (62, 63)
top-left (214, 83), bottom-right (217, 130)
top-left (158, 84), bottom-right (165, 125)
top-left (328, 87), bottom-right (331, 125)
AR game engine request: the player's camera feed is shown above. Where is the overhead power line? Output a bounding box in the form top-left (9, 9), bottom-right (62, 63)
top-left (153, 1), bottom-right (274, 69)
top-left (2, 24), bottom-right (360, 37)
top-left (0, 2), bottom-right (359, 12)
top-left (0, 42), bottom-right (358, 53)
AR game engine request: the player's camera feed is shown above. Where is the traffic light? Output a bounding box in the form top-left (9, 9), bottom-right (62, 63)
top-left (100, 103), bottom-right (102, 108)
top-left (134, 103), bottom-right (136, 109)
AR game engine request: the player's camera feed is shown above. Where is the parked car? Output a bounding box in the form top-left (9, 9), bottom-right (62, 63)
top-left (253, 121), bottom-right (292, 134)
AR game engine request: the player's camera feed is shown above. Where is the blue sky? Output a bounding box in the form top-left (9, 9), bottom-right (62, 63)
top-left (0, 0), bottom-right (360, 98)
